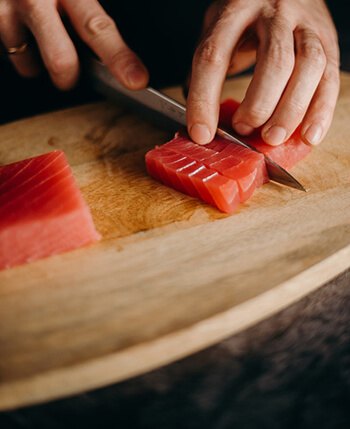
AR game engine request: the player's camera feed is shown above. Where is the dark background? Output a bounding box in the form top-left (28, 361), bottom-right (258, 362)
top-left (1, 1), bottom-right (350, 428)
top-left (0, 0), bottom-right (212, 124)
top-left (0, 1), bottom-right (348, 124)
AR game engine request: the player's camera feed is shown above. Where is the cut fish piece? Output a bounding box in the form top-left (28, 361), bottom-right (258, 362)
top-left (146, 148), bottom-right (240, 213)
top-left (209, 157), bottom-right (263, 202)
top-left (219, 99), bottom-right (312, 170)
top-left (0, 151), bottom-right (101, 270)
top-left (145, 98), bottom-right (311, 214)
top-left (160, 133), bottom-right (267, 202)
top-left (163, 133), bottom-right (217, 161)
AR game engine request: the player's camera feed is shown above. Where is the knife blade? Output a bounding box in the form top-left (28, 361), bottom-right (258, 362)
top-left (88, 59), bottom-right (306, 192)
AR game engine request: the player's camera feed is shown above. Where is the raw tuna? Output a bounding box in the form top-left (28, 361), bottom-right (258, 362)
top-left (162, 132), bottom-right (268, 202)
top-left (146, 132), bottom-right (267, 213)
top-left (0, 150), bottom-right (100, 270)
top-left (145, 98), bottom-right (311, 214)
top-left (219, 99), bottom-right (312, 170)
top-left (146, 147), bottom-right (240, 213)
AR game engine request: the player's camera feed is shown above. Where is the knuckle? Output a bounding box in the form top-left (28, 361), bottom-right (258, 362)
top-left (106, 47), bottom-right (135, 69)
top-left (265, 16), bottom-right (286, 35)
top-left (48, 53), bottom-right (77, 76)
top-left (0, 3), bottom-right (11, 24)
top-left (258, 13), bottom-right (288, 39)
top-left (264, 41), bottom-right (294, 73)
top-left (189, 95), bottom-right (217, 110)
top-left (300, 43), bottom-right (326, 68)
top-left (85, 14), bottom-right (116, 37)
top-left (297, 31), bottom-right (326, 68)
top-left (257, 15), bottom-right (295, 73)
top-left (323, 65), bottom-right (340, 86)
top-left (287, 100), bottom-right (307, 116)
top-left (17, 0), bottom-right (44, 24)
top-left (327, 53), bottom-right (340, 70)
top-left (16, 65), bottom-right (39, 79)
top-left (17, 0), bottom-right (39, 13)
top-left (316, 101), bottom-right (334, 117)
top-left (194, 39), bottom-right (226, 69)
top-left (325, 32), bottom-right (339, 51)
top-left (17, 0), bottom-right (35, 8)
top-left (218, 0), bottom-right (244, 18)
top-left (242, 105), bottom-right (272, 126)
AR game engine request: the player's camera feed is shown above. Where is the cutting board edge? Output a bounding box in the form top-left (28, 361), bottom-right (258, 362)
top-left (1, 242), bottom-right (350, 411)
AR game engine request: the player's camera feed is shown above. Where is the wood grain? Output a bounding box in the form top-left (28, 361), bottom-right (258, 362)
top-left (1, 73), bottom-right (350, 410)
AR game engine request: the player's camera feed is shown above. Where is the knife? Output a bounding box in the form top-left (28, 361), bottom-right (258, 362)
top-left (87, 59), bottom-right (306, 192)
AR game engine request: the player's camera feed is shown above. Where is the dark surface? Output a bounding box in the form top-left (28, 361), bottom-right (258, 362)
top-left (1, 270), bottom-right (350, 429)
top-left (1, 1), bottom-right (350, 428)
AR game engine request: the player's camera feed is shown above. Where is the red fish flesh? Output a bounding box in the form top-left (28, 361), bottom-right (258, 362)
top-left (145, 99), bottom-right (312, 214)
top-left (0, 150), bottom-right (100, 270)
top-left (219, 99), bottom-right (312, 170)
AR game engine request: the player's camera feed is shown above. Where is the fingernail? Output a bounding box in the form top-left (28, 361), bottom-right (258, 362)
top-left (190, 123), bottom-right (212, 145)
top-left (126, 64), bottom-right (146, 87)
top-left (303, 124), bottom-right (323, 145)
top-left (264, 126), bottom-right (287, 146)
top-left (234, 122), bottom-right (254, 136)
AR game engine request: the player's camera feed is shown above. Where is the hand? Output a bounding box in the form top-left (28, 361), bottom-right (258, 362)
top-left (187, 0), bottom-right (340, 146)
top-left (0, 0), bottom-right (149, 90)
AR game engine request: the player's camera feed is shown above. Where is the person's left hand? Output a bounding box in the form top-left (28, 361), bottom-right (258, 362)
top-left (186, 0), bottom-right (340, 147)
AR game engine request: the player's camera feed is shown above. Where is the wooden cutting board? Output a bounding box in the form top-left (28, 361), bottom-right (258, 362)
top-left (1, 73), bottom-right (350, 411)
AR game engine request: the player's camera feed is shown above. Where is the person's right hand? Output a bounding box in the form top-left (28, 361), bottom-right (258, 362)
top-left (0, 0), bottom-right (149, 90)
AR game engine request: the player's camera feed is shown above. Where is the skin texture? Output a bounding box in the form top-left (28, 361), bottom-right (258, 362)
top-left (187, 0), bottom-right (340, 146)
top-left (0, 0), bottom-right (340, 147)
top-left (0, 0), bottom-right (149, 90)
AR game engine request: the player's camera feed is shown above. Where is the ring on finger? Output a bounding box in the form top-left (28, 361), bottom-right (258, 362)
top-left (6, 41), bottom-right (29, 55)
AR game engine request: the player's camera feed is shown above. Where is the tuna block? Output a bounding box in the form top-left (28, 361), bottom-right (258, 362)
top-left (0, 150), bottom-right (101, 270)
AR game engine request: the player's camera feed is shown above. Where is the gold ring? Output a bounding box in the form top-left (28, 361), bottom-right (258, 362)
top-left (6, 42), bottom-right (29, 55)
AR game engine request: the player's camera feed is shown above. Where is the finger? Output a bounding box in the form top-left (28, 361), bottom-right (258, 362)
top-left (0, 3), bottom-right (39, 77)
top-left (300, 44), bottom-right (340, 145)
top-left (232, 17), bottom-right (295, 136)
top-left (61, 0), bottom-right (148, 90)
top-left (227, 49), bottom-right (256, 76)
top-left (185, 32), bottom-right (256, 96)
top-left (227, 29), bottom-right (257, 75)
top-left (20, 0), bottom-right (79, 90)
top-left (187, 4), bottom-right (259, 144)
top-left (262, 28), bottom-right (327, 146)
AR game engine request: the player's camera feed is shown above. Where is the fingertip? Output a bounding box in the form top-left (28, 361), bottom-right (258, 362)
top-left (53, 71), bottom-right (80, 91)
top-left (15, 63), bottom-right (42, 79)
top-left (52, 66), bottom-right (80, 91)
top-left (301, 123), bottom-right (323, 146)
top-left (189, 123), bottom-right (212, 145)
top-left (233, 122), bottom-right (254, 136)
top-left (123, 64), bottom-right (149, 90)
top-left (262, 125), bottom-right (287, 146)
top-left (54, 80), bottom-right (78, 91)
top-left (46, 50), bottom-right (81, 91)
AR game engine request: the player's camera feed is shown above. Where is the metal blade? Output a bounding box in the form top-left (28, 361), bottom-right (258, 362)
top-left (264, 157), bottom-right (307, 191)
top-left (88, 59), bottom-right (306, 191)
top-left (89, 58), bottom-right (187, 131)
top-left (215, 128), bottom-right (307, 192)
